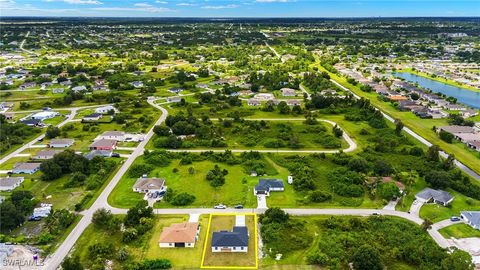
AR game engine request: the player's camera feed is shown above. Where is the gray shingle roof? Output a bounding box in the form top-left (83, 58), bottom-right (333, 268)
top-left (416, 188), bottom-right (453, 204)
top-left (212, 226), bottom-right (248, 247)
top-left (255, 179), bottom-right (284, 191)
top-left (461, 211), bottom-right (480, 227)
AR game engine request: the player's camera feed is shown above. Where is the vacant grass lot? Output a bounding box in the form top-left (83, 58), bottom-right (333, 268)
top-left (419, 190), bottom-right (480, 223)
top-left (109, 157), bottom-right (283, 208)
top-left (202, 215), bottom-right (257, 268)
top-left (439, 223), bottom-right (480, 239)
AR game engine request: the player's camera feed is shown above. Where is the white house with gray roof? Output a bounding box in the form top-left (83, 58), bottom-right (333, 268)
top-left (461, 211), bottom-right (480, 230)
top-left (0, 177), bottom-right (24, 191)
top-left (415, 188), bottom-right (454, 206)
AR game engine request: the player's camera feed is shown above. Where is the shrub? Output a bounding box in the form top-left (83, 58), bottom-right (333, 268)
top-left (170, 192), bottom-right (196, 206)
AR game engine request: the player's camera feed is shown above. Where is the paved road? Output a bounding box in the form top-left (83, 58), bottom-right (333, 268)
top-left (43, 101), bottom-right (169, 270)
top-left (164, 118), bottom-right (357, 153)
top-left (0, 104), bottom-right (112, 166)
top-left (7, 103), bottom-right (113, 114)
top-left (330, 79), bottom-right (480, 180)
top-left (0, 109), bottom-right (77, 165)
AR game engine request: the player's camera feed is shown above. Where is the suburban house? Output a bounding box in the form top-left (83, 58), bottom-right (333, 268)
top-left (71, 85), bottom-right (87, 92)
top-left (21, 118), bottom-right (42, 127)
top-left (132, 177), bottom-right (166, 194)
top-left (438, 125), bottom-right (476, 134)
top-left (467, 141), bottom-right (480, 152)
top-left (12, 163), bottom-right (41, 174)
top-left (254, 93), bottom-right (274, 101)
top-left (52, 88), bottom-right (64, 94)
top-left (48, 139), bottom-right (74, 148)
top-left (247, 98), bottom-right (261, 106)
top-left (254, 179), bottom-right (284, 196)
top-left (0, 177), bottom-right (24, 191)
top-left (84, 150), bottom-right (113, 160)
top-left (212, 215), bottom-right (249, 253)
top-left (460, 211), bottom-right (480, 230)
top-left (287, 99), bottom-right (301, 106)
top-left (31, 111), bottom-right (59, 120)
top-left (453, 132), bottom-right (480, 143)
top-left (281, 87), bottom-right (296, 97)
top-left (168, 87), bottom-right (183, 94)
top-left (33, 150), bottom-right (63, 160)
top-left (95, 105), bottom-right (116, 114)
top-left (89, 139), bottom-right (117, 151)
top-left (415, 188), bottom-right (454, 206)
top-left (167, 96), bottom-right (182, 103)
top-left (96, 131), bottom-right (145, 142)
top-left (83, 113), bottom-right (103, 122)
top-left (158, 222), bottom-right (200, 248)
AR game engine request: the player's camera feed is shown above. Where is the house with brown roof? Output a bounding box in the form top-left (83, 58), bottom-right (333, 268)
top-left (159, 222), bottom-right (200, 248)
top-left (89, 139), bottom-right (117, 151)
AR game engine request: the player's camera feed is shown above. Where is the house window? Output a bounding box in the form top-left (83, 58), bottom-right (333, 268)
top-left (169, 243), bottom-right (173, 246)
top-left (241, 247), bottom-right (244, 250)
top-left (215, 247), bottom-right (218, 250)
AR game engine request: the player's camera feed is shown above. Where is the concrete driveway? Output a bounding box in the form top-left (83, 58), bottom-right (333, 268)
top-left (257, 195), bottom-right (267, 209)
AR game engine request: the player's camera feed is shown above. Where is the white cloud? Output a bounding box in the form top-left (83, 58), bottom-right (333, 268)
top-left (0, 0), bottom-right (15, 7)
top-left (155, 0), bottom-right (168, 3)
top-left (92, 5), bottom-right (172, 13)
top-left (134, 3), bottom-right (152, 8)
top-left (201, 4), bottom-right (238, 9)
top-left (176, 2), bottom-right (196, 6)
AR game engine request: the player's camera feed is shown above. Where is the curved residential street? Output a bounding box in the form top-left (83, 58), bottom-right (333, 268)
top-left (330, 79), bottom-right (480, 181)
top-left (43, 101), bottom-right (169, 270)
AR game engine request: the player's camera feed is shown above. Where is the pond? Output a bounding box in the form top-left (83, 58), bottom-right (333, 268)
top-left (393, 72), bottom-right (480, 109)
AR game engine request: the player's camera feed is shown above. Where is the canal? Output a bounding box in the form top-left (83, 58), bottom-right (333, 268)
top-left (393, 72), bottom-right (480, 109)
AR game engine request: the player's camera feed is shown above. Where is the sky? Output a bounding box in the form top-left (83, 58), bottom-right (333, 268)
top-left (1, 0), bottom-right (479, 18)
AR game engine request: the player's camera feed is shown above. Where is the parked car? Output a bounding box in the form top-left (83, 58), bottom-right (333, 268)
top-left (234, 204), bottom-right (243, 209)
top-left (450, 216), bottom-right (461, 222)
top-left (111, 153), bottom-right (120, 158)
top-left (28, 215), bottom-right (41, 221)
top-left (214, 204), bottom-right (227, 209)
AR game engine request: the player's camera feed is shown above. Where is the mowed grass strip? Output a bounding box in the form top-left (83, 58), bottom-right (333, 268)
top-left (202, 215), bottom-right (257, 268)
top-left (439, 223), bottom-right (480, 239)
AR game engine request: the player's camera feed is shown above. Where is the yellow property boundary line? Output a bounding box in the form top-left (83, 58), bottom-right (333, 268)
top-left (200, 213), bottom-right (258, 269)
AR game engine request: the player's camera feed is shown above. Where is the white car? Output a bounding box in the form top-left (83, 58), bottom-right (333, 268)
top-left (214, 204), bottom-right (227, 209)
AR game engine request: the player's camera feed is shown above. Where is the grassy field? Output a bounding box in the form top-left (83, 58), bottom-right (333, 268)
top-left (202, 215), bottom-right (257, 268)
top-left (316, 63), bottom-right (480, 176)
top-left (108, 158), bottom-right (266, 208)
top-left (260, 216), bottom-right (420, 270)
top-left (419, 190), bottom-right (480, 222)
top-left (439, 223), bottom-right (480, 239)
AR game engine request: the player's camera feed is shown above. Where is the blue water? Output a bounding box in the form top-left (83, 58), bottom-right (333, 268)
top-left (393, 72), bottom-right (480, 109)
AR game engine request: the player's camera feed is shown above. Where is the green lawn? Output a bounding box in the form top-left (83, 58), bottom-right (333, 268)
top-left (108, 158), bottom-right (263, 208)
top-left (419, 190), bottom-right (480, 223)
top-left (439, 223), bottom-right (480, 239)
top-left (145, 215), bottom-right (209, 268)
top-left (74, 214), bottom-right (208, 269)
